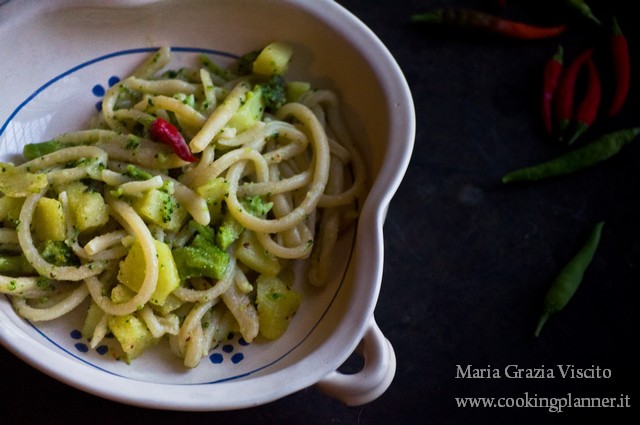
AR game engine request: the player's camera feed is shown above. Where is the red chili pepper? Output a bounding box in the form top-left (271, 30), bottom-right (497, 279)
top-left (567, 57), bottom-right (601, 145)
top-left (541, 45), bottom-right (564, 136)
top-left (149, 118), bottom-right (197, 163)
top-left (410, 8), bottom-right (567, 40)
top-left (608, 17), bottom-right (630, 117)
top-left (554, 48), bottom-right (594, 140)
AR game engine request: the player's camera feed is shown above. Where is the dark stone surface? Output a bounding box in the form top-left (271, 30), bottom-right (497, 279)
top-left (1, 0), bottom-right (637, 423)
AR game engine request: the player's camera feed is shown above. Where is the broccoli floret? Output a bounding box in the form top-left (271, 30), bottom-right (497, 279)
top-left (124, 164), bottom-right (153, 181)
top-left (0, 254), bottom-right (35, 275)
top-left (172, 220), bottom-right (230, 282)
top-left (257, 75), bottom-right (287, 113)
top-left (217, 214), bottom-right (244, 250)
top-left (242, 195), bottom-right (273, 217)
top-left (188, 220), bottom-right (216, 242)
top-left (41, 240), bottom-right (79, 266)
top-left (158, 180), bottom-right (178, 224)
top-left (199, 54), bottom-right (234, 81)
top-left (235, 50), bottom-right (260, 76)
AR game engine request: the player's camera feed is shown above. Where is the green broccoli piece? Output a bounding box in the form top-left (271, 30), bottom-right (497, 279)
top-left (257, 75), bottom-right (287, 113)
top-left (199, 54), bottom-right (234, 81)
top-left (242, 195), bottom-right (273, 217)
top-left (124, 164), bottom-right (153, 181)
top-left (172, 220), bottom-right (230, 282)
top-left (41, 240), bottom-right (79, 266)
top-left (217, 214), bottom-right (244, 250)
top-left (188, 220), bottom-right (216, 242)
top-left (235, 50), bottom-right (260, 76)
top-left (0, 254), bottom-right (36, 275)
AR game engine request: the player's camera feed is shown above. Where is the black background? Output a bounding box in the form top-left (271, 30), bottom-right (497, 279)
top-left (1, 0), bottom-right (638, 423)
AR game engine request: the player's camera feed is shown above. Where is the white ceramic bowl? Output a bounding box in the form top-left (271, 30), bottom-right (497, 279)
top-left (0, 0), bottom-right (414, 410)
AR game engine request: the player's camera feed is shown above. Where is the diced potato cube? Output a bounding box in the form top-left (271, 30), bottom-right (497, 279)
top-left (33, 197), bottom-right (66, 241)
top-left (286, 81), bottom-right (311, 102)
top-left (0, 162), bottom-right (48, 197)
top-left (196, 177), bottom-right (228, 202)
top-left (256, 274), bottom-right (301, 340)
top-left (226, 87), bottom-right (264, 132)
top-left (197, 177), bottom-right (229, 223)
top-left (132, 189), bottom-right (187, 232)
top-left (117, 239), bottom-right (180, 306)
top-left (75, 191), bottom-right (109, 232)
top-left (108, 313), bottom-right (158, 363)
top-left (252, 41), bottom-right (293, 76)
top-left (151, 293), bottom-right (183, 315)
top-left (235, 230), bottom-right (281, 276)
top-left (0, 196), bottom-right (24, 227)
top-left (62, 183), bottom-right (109, 233)
top-left (110, 283), bottom-right (135, 304)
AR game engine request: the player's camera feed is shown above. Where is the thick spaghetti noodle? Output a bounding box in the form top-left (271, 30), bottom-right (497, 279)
top-left (0, 44), bottom-right (366, 367)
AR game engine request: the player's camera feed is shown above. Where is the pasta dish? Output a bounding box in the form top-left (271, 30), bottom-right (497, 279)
top-left (0, 43), bottom-right (366, 368)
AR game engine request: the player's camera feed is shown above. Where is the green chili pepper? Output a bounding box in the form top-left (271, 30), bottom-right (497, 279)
top-left (561, 0), bottom-right (601, 26)
top-left (502, 127), bottom-right (640, 183)
top-left (534, 221), bottom-right (604, 337)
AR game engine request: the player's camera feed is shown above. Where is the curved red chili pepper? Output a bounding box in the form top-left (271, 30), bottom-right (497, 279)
top-left (567, 57), bottom-right (601, 145)
top-left (411, 8), bottom-right (567, 40)
top-left (541, 45), bottom-right (564, 136)
top-left (554, 47), bottom-right (594, 141)
top-left (608, 17), bottom-right (629, 117)
top-left (149, 118), bottom-right (197, 163)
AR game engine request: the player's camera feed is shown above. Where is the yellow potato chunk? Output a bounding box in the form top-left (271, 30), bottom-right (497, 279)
top-left (33, 197), bottom-right (66, 241)
top-left (256, 274), bottom-right (301, 340)
top-left (252, 41), bottom-right (293, 76)
top-left (117, 239), bottom-right (180, 306)
top-left (108, 313), bottom-right (158, 363)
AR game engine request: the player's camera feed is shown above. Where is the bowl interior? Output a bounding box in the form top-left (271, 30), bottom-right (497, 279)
top-left (0, 0), bottom-right (413, 409)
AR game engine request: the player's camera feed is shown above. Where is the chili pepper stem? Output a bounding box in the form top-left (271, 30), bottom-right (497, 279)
top-left (566, 123), bottom-right (588, 146)
top-left (411, 11), bottom-right (442, 24)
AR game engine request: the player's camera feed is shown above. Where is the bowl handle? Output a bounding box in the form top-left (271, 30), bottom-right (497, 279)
top-left (316, 317), bottom-right (396, 405)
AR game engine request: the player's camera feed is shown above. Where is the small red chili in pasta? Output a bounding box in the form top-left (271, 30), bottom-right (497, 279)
top-left (149, 118), bottom-right (197, 163)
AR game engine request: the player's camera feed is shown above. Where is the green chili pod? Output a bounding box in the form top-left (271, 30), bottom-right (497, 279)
top-left (534, 221), bottom-right (604, 337)
top-left (562, 0), bottom-right (601, 26)
top-left (502, 127), bottom-right (640, 183)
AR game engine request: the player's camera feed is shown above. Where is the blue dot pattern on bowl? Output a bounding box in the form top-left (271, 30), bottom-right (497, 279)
top-left (69, 328), bottom-right (248, 365)
top-left (69, 329), bottom-right (109, 356)
top-left (92, 76), bottom-right (120, 111)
